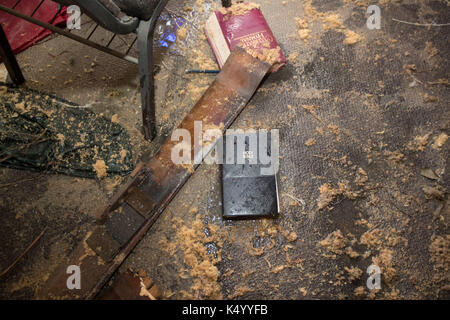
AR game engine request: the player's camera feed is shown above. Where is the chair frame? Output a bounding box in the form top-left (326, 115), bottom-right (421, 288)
top-left (0, 0), bottom-right (168, 140)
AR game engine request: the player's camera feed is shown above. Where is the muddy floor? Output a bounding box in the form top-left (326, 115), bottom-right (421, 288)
top-left (1, 0), bottom-right (449, 300)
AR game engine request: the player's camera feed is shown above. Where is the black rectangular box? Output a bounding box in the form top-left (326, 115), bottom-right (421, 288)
top-left (221, 131), bottom-right (279, 219)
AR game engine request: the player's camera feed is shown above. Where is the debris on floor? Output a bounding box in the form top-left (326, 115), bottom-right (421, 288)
top-left (0, 0), bottom-right (449, 301)
top-left (0, 83), bottom-right (133, 178)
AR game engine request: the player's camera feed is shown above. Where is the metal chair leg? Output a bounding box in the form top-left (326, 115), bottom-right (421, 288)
top-left (137, 0), bottom-right (168, 141)
top-left (137, 19), bottom-right (156, 140)
top-left (0, 23), bottom-right (24, 84)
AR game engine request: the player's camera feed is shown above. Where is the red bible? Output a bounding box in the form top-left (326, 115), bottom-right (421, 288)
top-left (204, 2), bottom-right (286, 72)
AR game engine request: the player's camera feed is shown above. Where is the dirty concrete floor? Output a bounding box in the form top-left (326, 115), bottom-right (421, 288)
top-left (1, 0), bottom-right (449, 299)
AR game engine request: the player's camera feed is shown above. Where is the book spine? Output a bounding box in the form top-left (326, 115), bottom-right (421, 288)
top-left (204, 12), bottom-right (231, 68)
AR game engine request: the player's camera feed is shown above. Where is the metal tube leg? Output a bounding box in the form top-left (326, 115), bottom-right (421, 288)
top-left (0, 23), bottom-right (24, 84)
top-left (136, 0), bottom-right (168, 141)
top-left (137, 19), bottom-right (156, 140)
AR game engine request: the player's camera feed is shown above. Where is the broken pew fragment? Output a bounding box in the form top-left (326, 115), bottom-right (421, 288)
top-left (97, 269), bottom-right (161, 300)
top-left (205, 2), bottom-right (286, 72)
